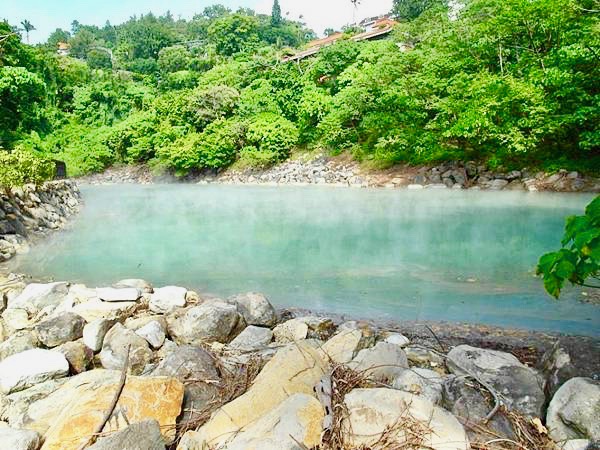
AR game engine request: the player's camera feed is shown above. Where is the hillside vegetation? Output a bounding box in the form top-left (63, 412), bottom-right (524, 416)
top-left (1, 0), bottom-right (598, 179)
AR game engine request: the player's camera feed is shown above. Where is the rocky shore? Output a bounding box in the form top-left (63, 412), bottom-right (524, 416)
top-left (0, 181), bottom-right (81, 263)
top-left (0, 276), bottom-right (598, 450)
top-left (79, 155), bottom-right (600, 192)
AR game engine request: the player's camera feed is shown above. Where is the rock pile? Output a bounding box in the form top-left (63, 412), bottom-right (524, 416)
top-left (0, 280), bottom-right (598, 450)
top-left (0, 180), bottom-right (80, 262)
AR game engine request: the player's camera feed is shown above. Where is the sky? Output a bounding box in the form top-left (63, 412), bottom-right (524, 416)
top-left (2, 0), bottom-right (394, 44)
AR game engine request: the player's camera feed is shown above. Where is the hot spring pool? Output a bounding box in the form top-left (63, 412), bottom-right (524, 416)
top-left (10, 184), bottom-right (600, 336)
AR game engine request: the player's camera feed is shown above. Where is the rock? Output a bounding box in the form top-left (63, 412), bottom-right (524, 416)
top-left (561, 440), bottom-right (594, 450)
top-left (96, 287), bottom-right (141, 302)
top-left (55, 340), bottom-right (93, 374)
top-left (228, 292), bottom-right (276, 327)
top-left (124, 315), bottom-right (167, 331)
top-left (88, 419), bottom-right (165, 450)
top-left (192, 342), bottom-right (327, 448)
top-left (71, 298), bottom-right (137, 322)
top-left (446, 344), bottom-right (545, 417)
top-left (180, 393), bottom-right (323, 450)
top-left (0, 331), bottom-right (39, 360)
top-left (167, 301), bottom-right (243, 344)
top-left (8, 283), bottom-right (68, 315)
top-left (320, 328), bottom-right (362, 363)
top-left (0, 319), bottom-right (5, 343)
top-left (442, 375), bottom-right (516, 443)
top-left (113, 279), bottom-right (153, 294)
top-left (151, 345), bottom-right (220, 424)
top-left (489, 179), bottom-right (509, 190)
top-left (405, 345), bottom-right (445, 367)
top-left (349, 342), bottom-right (409, 381)
top-left (99, 323), bottom-right (152, 375)
top-left (393, 368), bottom-right (444, 405)
top-left (342, 388), bottom-right (469, 449)
top-left (2, 308), bottom-right (31, 331)
top-left (149, 286), bottom-right (187, 314)
top-left (27, 370), bottom-right (184, 449)
top-left (135, 320), bottom-right (166, 349)
top-left (539, 342), bottom-right (576, 399)
top-left (546, 377), bottom-right (600, 442)
top-left (229, 325), bottom-right (273, 351)
top-left (383, 332), bottom-right (410, 347)
top-left (82, 319), bottom-right (114, 352)
top-left (1, 379), bottom-right (67, 427)
top-left (0, 425), bottom-right (40, 450)
top-left (272, 319), bottom-right (308, 343)
top-left (297, 316), bottom-right (336, 340)
top-left (0, 349), bottom-right (69, 394)
top-left (34, 313), bottom-right (86, 347)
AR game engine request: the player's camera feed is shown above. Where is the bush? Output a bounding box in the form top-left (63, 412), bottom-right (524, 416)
top-left (185, 85), bottom-right (240, 130)
top-left (0, 147), bottom-right (54, 189)
top-left (237, 145), bottom-right (279, 169)
top-left (245, 113), bottom-right (299, 161)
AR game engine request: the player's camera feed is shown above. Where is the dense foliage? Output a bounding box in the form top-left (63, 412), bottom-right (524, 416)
top-left (1, 0), bottom-right (598, 178)
top-left (537, 196), bottom-right (600, 298)
top-left (0, 147), bottom-right (54, 189)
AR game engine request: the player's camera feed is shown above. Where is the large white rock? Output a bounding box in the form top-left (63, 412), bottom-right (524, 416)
top-left (349, 342), bottom-right (409, 381)
top-left (343, 388), bottom-right (469, 449)
top-left (82, 319), bottom-right (114, 352)
top-left (167, 301), bottom-right (243, 344)
top-left (8, 282), bottom-right (68, 315)
top-left (149, 286), bottom-right (187, 314)
top-left (99, 323), bottom-right (152, 375)
top-left (272, 319), bottom-right (308, 344)
top-left (0, 349), bottom-right (69, 394)
top-left (96, 287), bottom-right (141, 303)
top-left (320, 328), bottom-right (362, 363)
top-left (392, 368), bottom-right (444, 405)
top-left (446, 344), bottom-right (545, 417)
top-left (384, 333), bottom-right (410, 347)
top-left (228, 292), bottom-right (277, 327)
top-left (71, 298), bottom-right (137, 322)
top-left (135, 320), bottom-right (166, 349)
top-left (0, 424), bottom-right (41, 450)
top-left (1, 308), bottom-right (31, 331)
top-left (228, 325), bottom-right (273, 351)
top-left (546, 377), bottom-right (600, 442)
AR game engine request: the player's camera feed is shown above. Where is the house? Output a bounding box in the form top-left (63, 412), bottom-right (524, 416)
top-left (282, 16), bottom-right (398, 63)
top-left (57, 42), bottom-right (70, 56)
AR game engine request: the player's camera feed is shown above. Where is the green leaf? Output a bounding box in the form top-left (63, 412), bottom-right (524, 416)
top-left (537, 252), bottom-right (559, 275)
top-left (585, 196), bottom-right (600, 224)
top-left (543, 274), bottom-right (563, 299)
top-left (554, 259), bottom-right (575, 279)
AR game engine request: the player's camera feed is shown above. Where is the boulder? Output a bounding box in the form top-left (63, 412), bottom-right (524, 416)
top-left (446, 345), bottom-right (545, 417)
top-left (405, 345), bottom-right (445, 367)
top-left (191, 342), bottom-right (327, 448)
top-left (561, 440), bottom-right (593, 450)
top-left (0, 331), bottom-right (39, 360)
top-left (393, 368), bottom-right (444, 405)
top-left (349, 342), bottom-right (408, 381)
top-left (539, 342), bottom-right (576, 399)
top-left (228, 292), bottom-right (276, 327)
top-left (1, 379), bottom-right (67, 427)
top-left (320, 328), bottom-right (362, 364)
top-left (384, 332), bottom-right (410, 347)
top-left (151, 345), bottom-right (220, 423)
top-left (166, 301), bottom-right (243, 344)
top-left (546, 377), bottom-right (600, 442)
top-left (180, 393), bottom-right (323, 450)
top-left (88, 419), bottom-right (165, 450)
top-left (124, 315), bottom-right (167, 331)
top-left (0, 425), bottom-right (40, 450)
top-left (26, 370), bottom-right (184, 450)
top-left (135, 320), bottom-right (166, 349)
top-left (0, 349), bottom-right (69, 394)
top-left (55, 340), bottom-right (93, 374)
top-left (96, 287), bottom-right (141, 303)
top-left (228, 325), bottom-right (272, 351)
top-left (99, 323), bottom-right (152, 375)
top-left (2, 308), bottom-right (31, 331)
top-left (342, 388), bottom-right (469, 449)
top-left (272, 319), bottom-right (308, 343)
top-left (149, 286), bottom-right (187, 314)
top-left (296, 316), bottom-right (336, 340)
top-left (82, 319), bottom-right (114, 352)
top-left (8, 283), bottom-right (68, 315)
top-left (34, 312), bottom-right (86, 347)
top-left (113, 279), bottom-right (153, 294)
top-left (70, 298), bottom-right (137, 323)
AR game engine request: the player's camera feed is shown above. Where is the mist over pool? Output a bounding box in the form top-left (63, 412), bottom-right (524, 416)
top-left (11, 185), bottom-right (599, 336)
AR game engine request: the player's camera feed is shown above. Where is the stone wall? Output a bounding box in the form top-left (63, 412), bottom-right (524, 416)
top-left (0, 180), bottom-right (80, 262)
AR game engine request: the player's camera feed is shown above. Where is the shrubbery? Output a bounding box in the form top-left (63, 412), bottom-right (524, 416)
top-left (0, 148), bottom-right (54, 189)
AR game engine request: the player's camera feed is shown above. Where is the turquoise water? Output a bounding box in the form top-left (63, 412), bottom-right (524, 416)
top-left (11, 185), bottom-right (600, 336)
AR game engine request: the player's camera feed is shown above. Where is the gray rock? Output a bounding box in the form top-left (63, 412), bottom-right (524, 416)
top-left (349, 342), bottom-right (409, 381)
top-left (113, 279), bottom-right (153, 293)
top-left (34, 312), bottom-right (86, 347)
top-left (383, 333), bottom-right (410, 347)
top-left (55, 340), bottom-right (93, 374)
top-left (0, 331), bottom-right (39, 361)
top-left (1, 308), bottom-right (30, 331)
top-left (561, 440), bottom-right (593, 450)
top-left (404, 345), bottom-right (445, 367)
top-left (0, 379), bottom-right (67, 427)
top-left (135, 320), bottom-right (166, 349)
top-left (392, 368), bottom-right (444, 405)
top-left (0, 349), bottom-right (69, 394)
top-left (296, 316), bottom-right (336, 340)
top-left (547, 377), bottom-right (600, 442)
top-left (446, 345), bottom-right (545, 417)
top-left (228, 292), bottom-right (277, 327)
top-left (229, 326), bottom-right (273, 351)
top-left (99, 323), bottom-right (152, 375)
top-left (0, 425), bottom-right (40, 450)
top-left (539, 342), bottom-right (576, 399)
top-left (489, 179), bottom-right (509, 190)
top-left (273, 319), bottom-right (309, 343)
top-left (8, 282), bottom-right (68, 315)
top-left (149, 286), bottom-right (187, 314)
top-left (82, 319), bottom-right (114, 352)
top-left (167, 301), bottom-right (243, 344)
top-left (88, 419), bottom-right (165, 450)
top-left (96, 287), bottom-right (141, 302)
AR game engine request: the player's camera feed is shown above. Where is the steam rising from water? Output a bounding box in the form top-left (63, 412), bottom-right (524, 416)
top-left (12, 185), bottom-right (599, 335)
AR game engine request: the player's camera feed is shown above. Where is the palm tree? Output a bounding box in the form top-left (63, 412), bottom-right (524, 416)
top-left (20, 20), bottom-right (36, 44)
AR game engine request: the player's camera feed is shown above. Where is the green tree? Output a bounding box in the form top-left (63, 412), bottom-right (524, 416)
top-left (208, 13), bottom-right (260, 56)
top-left (537, 196), bottom-right (600, 298)
top-left (86, 48), bottom-right (112, 69)
top-left (46, 28), bottom-right (71, 50)
top-left (392, 0), bottom-right (443, 20)
top-left (69, 29), bottom-right (96, 58)
top-left (271, 0), bottom-right (282, 26)
top-left (20, 20), bottom-right (35, 44)
top-left (0, 147), bottom-right (54, 190)
top-left (157, 45), bottom-right (191, 73)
